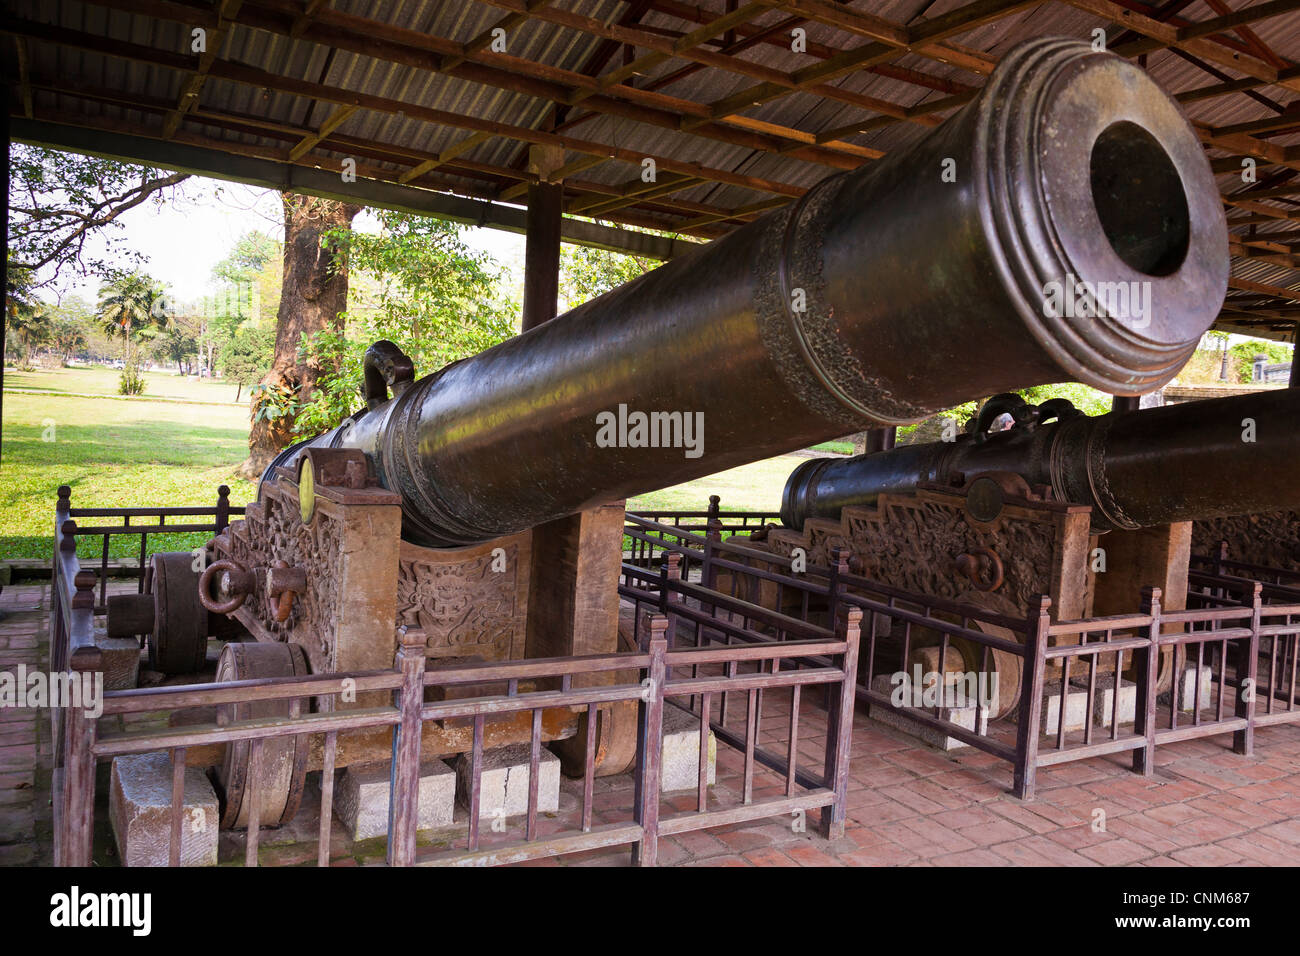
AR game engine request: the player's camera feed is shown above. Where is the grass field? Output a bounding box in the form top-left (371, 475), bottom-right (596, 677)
top-left (2, 366), bottom-right (816, 562)
top-left (5, 365), bottom-right (243, 404)
top-left (1, 388), bottom-right (257, 560)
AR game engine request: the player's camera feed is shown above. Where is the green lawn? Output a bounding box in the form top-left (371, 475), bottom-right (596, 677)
top-left (626, 454), bottom-right (799, 515)
top-left (2, 369), bottom-right (805, 562)
top-left (5, 365), bottom-right (244, 404)
top-left (1, 390), bottom-right (257, 560)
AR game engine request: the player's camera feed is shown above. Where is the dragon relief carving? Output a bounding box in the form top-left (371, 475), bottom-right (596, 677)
top-left (1193, 510), bottom-right (1300, 571)
top-left (397, 544), bottom-right (519, 659)
top-left (774, 494), bottom-right (1070, 616)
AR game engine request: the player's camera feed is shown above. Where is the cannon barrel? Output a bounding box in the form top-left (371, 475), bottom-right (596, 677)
top-left (781, 388), bottom-right (1300, 533)
top-left (276, 37), bottom-right (1227, 548)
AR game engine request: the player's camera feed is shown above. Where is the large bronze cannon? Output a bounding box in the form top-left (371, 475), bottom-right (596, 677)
top-left (130, 37), bottom-right (1231, 825)
top-left (769, 388), bottom-right (1300, 720)
top-left (267, 36), bottom-right (1227, 549)
top-left (781, 388), bottom-right (1300, 533)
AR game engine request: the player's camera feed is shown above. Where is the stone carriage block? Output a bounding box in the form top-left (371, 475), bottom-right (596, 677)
top-left (661, 702), bottom-right (716, 792)
top-left (96, 636), bottom-right (142, 691)
top-left (865, 674), bottom-right (989, 752)
top-left (1042, 680), bottom-right (1090, 735)
top-left (455, 744), bottom-right (560, 819)
top-left (335, 759), bottom-right (456, 841)
top-left (109, 752), bottom-right (218, 867)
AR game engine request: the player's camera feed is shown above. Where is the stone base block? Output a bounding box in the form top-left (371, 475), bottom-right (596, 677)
top-left (661, 703), bottom-right (716, 792)
top-left (1177, 665), bottom-right (1216, 713)
top-left (1088, 674), bottom-right (1137, 726)
top-left (109, 752), bottom-right (218, 867)
top-left (335, 759), bottom-right (456, 841)
top-left (866, 674), bottom-right (988, 751)
top-left (97, 636), bottom-right (142, 691)
top-left (456, 744), bottom-right (560, 819)
top-left (1042, 680), bottom-right (1090, 735)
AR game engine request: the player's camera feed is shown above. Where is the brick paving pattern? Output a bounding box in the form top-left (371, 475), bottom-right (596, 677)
top-left (2, 580), bottom-right (1298, 867)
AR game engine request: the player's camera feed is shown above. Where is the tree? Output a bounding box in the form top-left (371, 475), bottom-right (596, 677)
top-left (50, 316), bottom-right (87, 365)
top-left (8, 145), bottom-right (190, 291)
top-left (559, 241), bottom-right (658, 310)
top-left (97, 272), bottom-right (171, 392)
top-left (293, 210), bottom-right (516, 436)
top-left (221, 326), bottom-right (274, 402)
top-left (5, 265), bottom-right (49, 368)
top-left (241, 194), bottom-right (362, 476)
top-left (151, 314), bottom-right (201, 373)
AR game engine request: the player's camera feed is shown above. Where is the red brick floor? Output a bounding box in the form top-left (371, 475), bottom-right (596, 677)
top-left (3, 580), bottom-right (1299, 867)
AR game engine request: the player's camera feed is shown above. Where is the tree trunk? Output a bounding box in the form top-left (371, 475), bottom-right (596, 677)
top-left (240, 194), bottom-right (361, 478)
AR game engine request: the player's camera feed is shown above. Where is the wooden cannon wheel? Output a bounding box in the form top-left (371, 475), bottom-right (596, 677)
top-left (214, 641), bottom-right (312, 830)
top-left (146, 552), bottom-right (210, 676)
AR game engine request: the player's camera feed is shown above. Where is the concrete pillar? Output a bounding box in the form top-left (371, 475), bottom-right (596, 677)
top-left (521, 144), bottom-right (565, 332)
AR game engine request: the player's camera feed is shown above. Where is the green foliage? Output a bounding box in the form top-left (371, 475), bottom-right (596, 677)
top-left (559, 242), bottom-right (658, 308)
top-left (296, 211), bottom-right (517, 434)
top-left (117, 362), bottom-right (147, 395)
top-left (5, 264), bottom-right (49, 368)
top-left (212, 231), bottom-right (281, 285)
top-left (97, 271), bottom-right (170, 348)
top-left (1228, 339), bottom-right (1293, 382)
top-left (249, 379), bottom-right (301, 425)
top-left (221, 326), bottom-right (274, 387)
top-left (8, 144), bottom-right (189, 290)
top-left (895, 383), bottom-right (1112, 442)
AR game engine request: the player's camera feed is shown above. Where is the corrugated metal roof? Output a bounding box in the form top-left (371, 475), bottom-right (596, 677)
top-left (8, 0), bottom-right (1300, 328)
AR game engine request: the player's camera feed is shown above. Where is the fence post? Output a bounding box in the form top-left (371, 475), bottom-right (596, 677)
top-left (1013, 595), bottom-right (1051, 800)
top-left (57, 645), bottom-right (102, 867)
top-left (387, 626), bottom-right (426, 867)
top-left (819, 606), bottom-right (861, 839)
top-left (703, 496), bottom-right (722, 591)
top-left (1234, 582), bottom-right (1261, 756)
top-left (632, 617), bottom-right (667, 866)
top-left (1132, 586), bottom-right (1162, 777)
top-left (215, 484), bottom-right (232, 534)
top-left (661, 552), bottom-right (682, 650)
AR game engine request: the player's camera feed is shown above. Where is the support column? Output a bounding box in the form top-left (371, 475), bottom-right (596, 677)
top-left (1111, 394), bottom-right (1141, 413)
top-left (521, 144), bottom-right (564, 332)
top-left (2, 88), bottom-right (10, 438)
top-left (1289, 332), bottom-right (1298, 387)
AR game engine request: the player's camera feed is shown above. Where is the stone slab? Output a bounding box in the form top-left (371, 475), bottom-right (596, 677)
top-left (335, 759), bottom-right (456, 841)
top-left (455, 744), bottom-right (560, 820)
top-left (661, 702), bottom-right (716, 792)
top-left (865, 674), bottom-right (988, 751)
top-left (109, 752), bottom-right (218, 867)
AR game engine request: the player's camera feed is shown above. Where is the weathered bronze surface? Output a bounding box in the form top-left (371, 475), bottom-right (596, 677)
top-left (275, 37), bottom-right (1227, 547)
top-left (782, 389), bottom-right (1300, 534)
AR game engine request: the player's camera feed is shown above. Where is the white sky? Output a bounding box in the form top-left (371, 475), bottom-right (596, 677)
top-left (45, 176), bottom-right (528, 305)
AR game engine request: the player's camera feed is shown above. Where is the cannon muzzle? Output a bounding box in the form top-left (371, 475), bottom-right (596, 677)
top-left (781, 389), bottom-right (1300, 533)
top-left (274, 37), bottom-right (1228, 547)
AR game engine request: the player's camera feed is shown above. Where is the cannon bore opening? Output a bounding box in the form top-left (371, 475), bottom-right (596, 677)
top-left (1088, 120), bottom-right (1190, 276)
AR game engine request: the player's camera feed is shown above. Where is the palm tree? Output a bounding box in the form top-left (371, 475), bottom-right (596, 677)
top-left (51, 318), bottom-right (87, 364)
top-left (97, 273), bottom-right (171, 365)
top-left (5, 265), bottom-right (48, 368)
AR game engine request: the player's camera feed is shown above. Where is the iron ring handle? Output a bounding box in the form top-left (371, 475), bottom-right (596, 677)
top-left (199, 559), bottom-right (254, 615)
